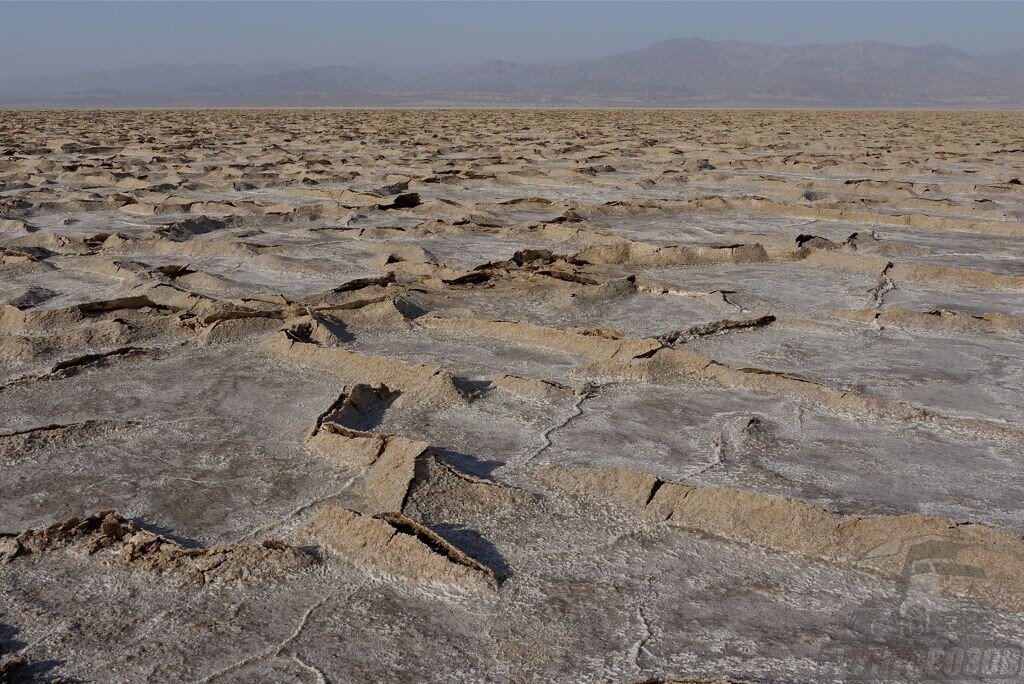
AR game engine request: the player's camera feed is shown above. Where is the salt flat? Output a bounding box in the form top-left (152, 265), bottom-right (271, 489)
top-left (1, 109), bottom-right (1023, 682)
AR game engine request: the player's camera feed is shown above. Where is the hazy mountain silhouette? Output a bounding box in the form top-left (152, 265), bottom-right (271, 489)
top-left (2, 38), bottom-right (1022, 106)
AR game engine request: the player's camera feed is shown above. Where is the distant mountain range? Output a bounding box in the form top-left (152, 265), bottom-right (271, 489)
top-left (3, 38), bottom-right (1023, 107)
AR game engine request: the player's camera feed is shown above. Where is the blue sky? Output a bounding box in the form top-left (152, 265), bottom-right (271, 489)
top-left (2, 1), bottom-right (1022, 78)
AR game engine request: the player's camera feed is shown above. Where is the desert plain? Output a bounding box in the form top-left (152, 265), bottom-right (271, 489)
top-left (1, 109), bottom-right (1024, 682)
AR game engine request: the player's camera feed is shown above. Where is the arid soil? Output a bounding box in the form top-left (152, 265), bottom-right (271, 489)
top-left (1, 109), bottom-right (1023, 682)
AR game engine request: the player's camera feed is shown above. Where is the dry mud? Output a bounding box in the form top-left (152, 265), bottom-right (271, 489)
top-left (1, 109), bottom-right (1023, 682)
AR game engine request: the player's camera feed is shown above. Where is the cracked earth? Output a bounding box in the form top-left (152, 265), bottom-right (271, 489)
top-left (1, 109), bottom-right (1023, 682)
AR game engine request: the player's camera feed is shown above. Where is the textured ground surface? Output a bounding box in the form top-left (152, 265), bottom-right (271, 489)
top-left (1, 109), bottom-right (1024, 683)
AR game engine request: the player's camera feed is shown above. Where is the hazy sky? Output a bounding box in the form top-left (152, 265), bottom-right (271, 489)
top-left (3, 1), bottom-right (1023, 79)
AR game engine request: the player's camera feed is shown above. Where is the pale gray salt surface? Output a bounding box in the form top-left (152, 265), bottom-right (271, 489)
top-left (686, 323), bottom-right (1024, 423)
top-left (533, 381), bottom-right (1024, 532)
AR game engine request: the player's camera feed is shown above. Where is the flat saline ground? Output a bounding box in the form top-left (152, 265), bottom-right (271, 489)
top-left (2, 109), bottom-right (1024, 683)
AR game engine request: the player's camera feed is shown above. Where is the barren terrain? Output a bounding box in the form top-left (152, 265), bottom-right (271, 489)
top-left (1, 109), bottom-right (1024, 682)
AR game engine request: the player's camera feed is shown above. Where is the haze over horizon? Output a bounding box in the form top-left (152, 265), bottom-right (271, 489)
top-left (2, 1), bottom-right (1023, 80)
